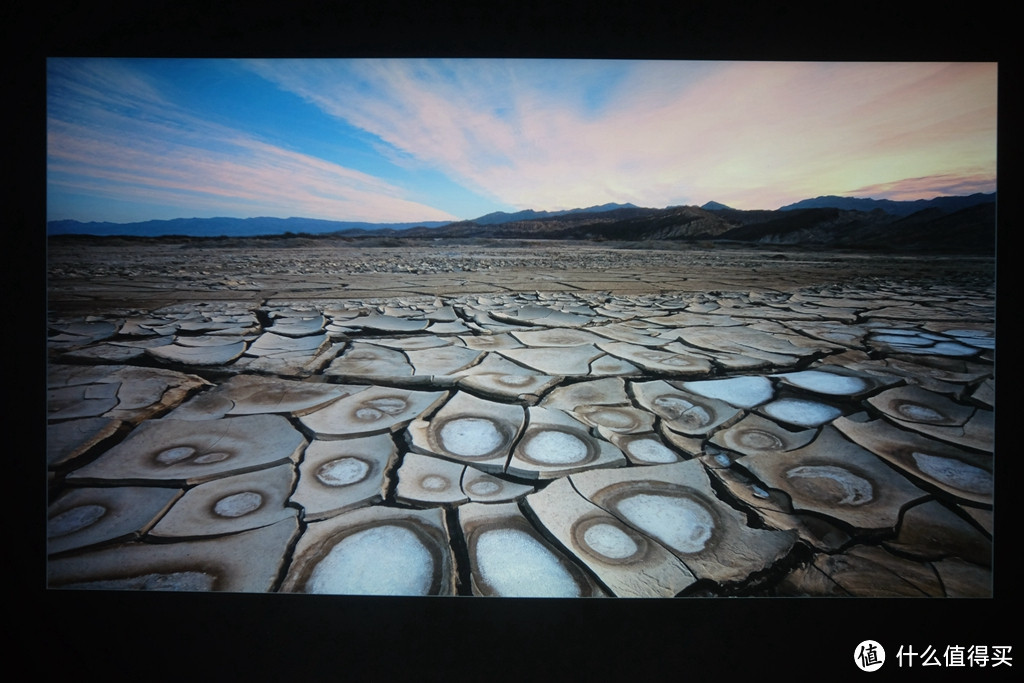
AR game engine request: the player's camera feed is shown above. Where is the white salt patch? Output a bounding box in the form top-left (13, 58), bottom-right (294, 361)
top-left (615, 493), bottom-right (715, 554)
top-left (475, 528), bottom-right (582, 597)
top-left (763, 398), bottom-right (840, 427)
top-left (911, 452), bottom-right (992, 494)
top-left (928, 342), bottom-right (978, 357)
top-left (683, 376), bottom-right (774, 408)
top-left (775, 370), bottom-right (867, 396)
top-left (736, 428), bottom-right (785, 451)
top-left (307, 525), bottom-right (434, 596)
top-left (354, 407), bottom-right (385, 422)
top-left (680, 408), bottom-right (712, 429)
top-left (317, 457), bottom-right (370, 486)
top-left (785, 465), bottom-right (873, 505)
top-left (582, 523), bottom-right (639, 560)
top-left (653, 396), bottom-right (696, 418)
top-left (49, 504), bottom-right (106, 537)
top-left (367, 397), bottom-right (408, 414)
top-left (420, 475), bottom-right (450, 491)
top-left (466, 480), bottom-right (501, 496)
top-left (498, 374), bottom-right (532, 386)
top-left (626, 439), bottom-right (679, 463)
top-left (440, 418), bottom-right (505, 456)
top-left (522, 430), bottom-right (589, 464)
top-left (156, 446), bottom-right (196, 465)
top-left (213, 491), bottom-right (263, 517)
top-left (896, 402), bottom-right (944, 422)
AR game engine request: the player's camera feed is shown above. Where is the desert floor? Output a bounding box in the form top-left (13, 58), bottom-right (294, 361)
top-left (46, 239), bottom-right (995, 597)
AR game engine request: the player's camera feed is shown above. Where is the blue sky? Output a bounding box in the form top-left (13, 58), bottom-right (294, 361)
top-left (46, 58), bottom-right (997, 224)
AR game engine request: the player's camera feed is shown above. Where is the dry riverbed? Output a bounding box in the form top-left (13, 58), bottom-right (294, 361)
top-left (46, 239), bottom-right (995, 597)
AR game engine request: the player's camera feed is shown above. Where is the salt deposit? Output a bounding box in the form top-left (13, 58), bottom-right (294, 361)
top-left (306, 525), bottom-right (435, 596)
top-left (474, 528), bottom-right (583, 597)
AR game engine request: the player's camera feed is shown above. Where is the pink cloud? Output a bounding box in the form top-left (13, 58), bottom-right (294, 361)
top-left (252, 60), bottom-right (996, 210)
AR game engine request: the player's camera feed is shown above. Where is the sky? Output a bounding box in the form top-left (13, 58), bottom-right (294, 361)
top-left (46, 58), bottom-right (998, 224)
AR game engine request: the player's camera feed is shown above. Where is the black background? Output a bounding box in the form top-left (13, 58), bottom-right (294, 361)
top-left (25, 0), bottom-right (1012, 678)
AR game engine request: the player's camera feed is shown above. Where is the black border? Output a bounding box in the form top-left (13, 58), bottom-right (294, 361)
top-left (29, 0), bottom-right (1012, 678)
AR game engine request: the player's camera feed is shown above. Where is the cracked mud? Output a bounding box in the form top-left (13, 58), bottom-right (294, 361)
top-left (46, 241), bottom-right (994, 597)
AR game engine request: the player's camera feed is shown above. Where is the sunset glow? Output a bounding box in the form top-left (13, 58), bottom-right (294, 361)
top-left (47, 59), bottom-right (997, 224)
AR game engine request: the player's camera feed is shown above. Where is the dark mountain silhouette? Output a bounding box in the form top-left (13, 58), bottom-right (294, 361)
top-left (778, 192), bottom-right (995, 216)
top-left (47, 193), bottom-right (995, 252)
top-left (46, 216), bottom-right (450, 238)
top-left (470, 202), bottom-right (639, 225)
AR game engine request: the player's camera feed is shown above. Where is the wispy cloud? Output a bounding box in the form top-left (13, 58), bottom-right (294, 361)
top-left (247, 59), bottom-right (996, 210)
top-left (49, 58), bottom-right (997, 222)
top-left (47, 59), bottom-right (458, 222)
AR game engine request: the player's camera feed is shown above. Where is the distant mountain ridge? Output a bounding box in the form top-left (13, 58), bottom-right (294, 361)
top-left (778, 192), bottom-right (996, 216)
top-left (46, 216), bottom-right (451, 238)
top-left (48, 192), bottom-right (996, 252)
top-left (471, 202), bottom-right (639, 225)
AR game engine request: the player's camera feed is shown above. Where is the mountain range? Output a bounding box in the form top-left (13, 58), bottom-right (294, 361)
top-left (48, 192), bottom-right (996, 252)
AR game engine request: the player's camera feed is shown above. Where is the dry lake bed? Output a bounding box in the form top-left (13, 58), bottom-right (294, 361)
top-left (45, 238), bottom-right (996, 598)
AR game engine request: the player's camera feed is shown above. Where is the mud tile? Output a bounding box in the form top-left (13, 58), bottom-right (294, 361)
top-left (867, 385), bottom-right (994, 452)
top-left (324, 341), bottom-right (414, 379)
top-left (291, 434), bottom-right (396, 521)
top-left (633, 380), bottom-right (741, 437)
top-left (461, 467), bottom-right (534, 503)
top-left (572, 404), bottom-right (655, 435)
top-left (539, 377), bottom-right (630, 412)
top-left (498, 344), bottom-right (604, 375)
top-left (268, 313), bottom-right (326, 337)
top-left (813, 545), bottom-right (943, 597)
top-left (511, 327), bottom-right (605, 347)
top-left (396, 453), bottom-right (470, 506)
top-left (300, 386), bottom-right (447, 439)
top-left (147, 338), bottom-right (247, 366)
top-left (48, 486), bottom-right (182, 555)
top-left (884, 499), bottom-right (991, 566)
top-left (48, 517), bottom-right (300, 592)
top-left (47, 417), bottom-right (123, 468)
top-left (150, 464), bottom-right (297, 538)
top-left (569, 460), bottom-right (797, 584)
top-left (740, 426), bottom-right (929, 532)
top-left (406, 344), bottom-right (483, 377)
top-left (525, 477), bottom-right (697, 597)
top-left (67, 414), bottom-right (306, 486)
top-left (407, 391), bottom-right (524, 473)
top-left (508, 406), bottom-right (627, 479)
top-left (833, 415), bottom-right (993, 505)
top-left (707, 465), bottom-right (851, 552)
top-left (932, 558), bottom-right (992, 597)
top-left (709, 413), bottom-right (817, 458)
top-left (598, 341), bottom-right (712, 376)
